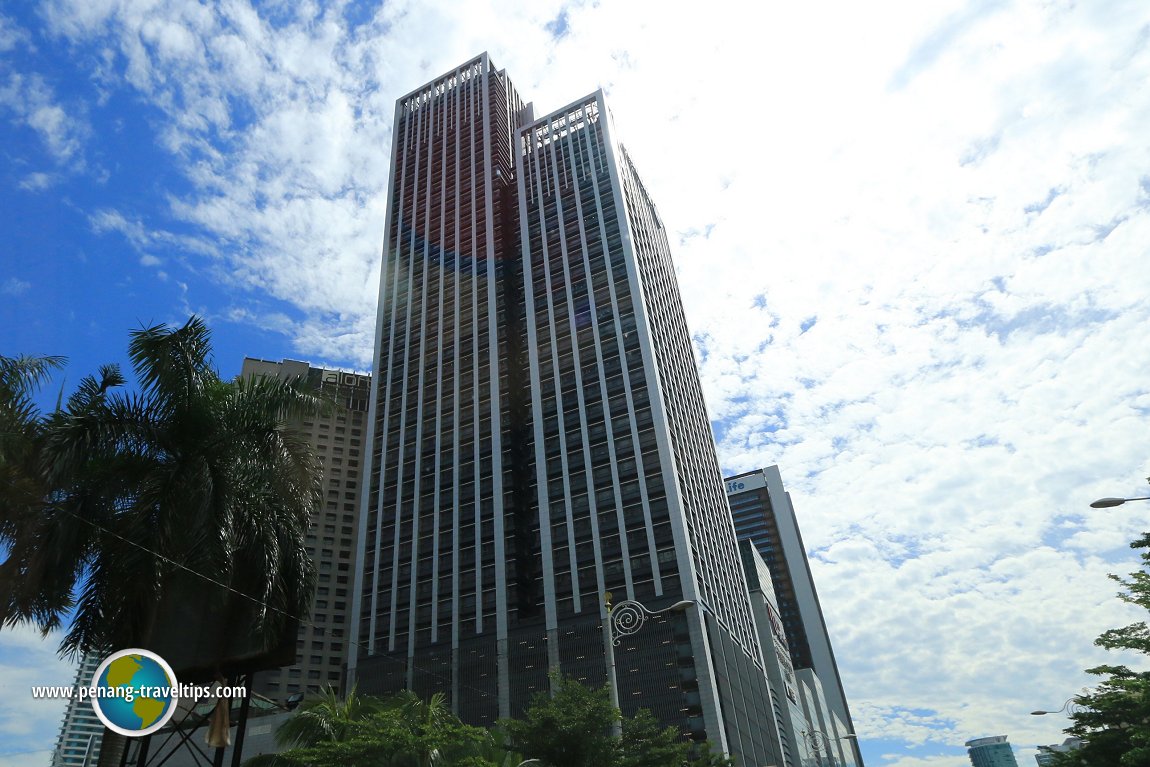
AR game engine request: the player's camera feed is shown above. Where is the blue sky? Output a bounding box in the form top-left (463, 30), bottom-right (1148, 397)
top-left (4, 1), bottom-right (1150, 766)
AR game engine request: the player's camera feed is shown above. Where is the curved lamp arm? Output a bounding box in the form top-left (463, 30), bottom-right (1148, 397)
top-left (1090, 496), bottom-right (1150, 508)
top-left (606, 597), bottom-right (694, 646)
top-left (1031, 697), bottom-right (1085, 716)
top-left (802, 729), bottom-right (858, 749)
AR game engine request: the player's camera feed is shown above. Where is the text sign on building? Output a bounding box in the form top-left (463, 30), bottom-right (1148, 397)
top-left (322, 371), bottom-right (371, 389)
top-left (725, 473), bottom-right (767, 495)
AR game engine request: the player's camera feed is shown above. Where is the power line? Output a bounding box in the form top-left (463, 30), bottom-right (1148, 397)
top-left (56, 507), bottom-right (494, 702)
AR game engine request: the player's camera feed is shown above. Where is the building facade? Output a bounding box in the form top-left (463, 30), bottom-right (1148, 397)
top-left (240, 358), bottom-right (370, 702)
top-left (965, 735), bottom-right (1019, 767)
top-left (51, 653), bottom-right (103, 767)
top-left (740, 541), bottom-right (816, 767)
top-left (726, 466), bottom-right (863, 766)
top-left (350, 53), bottom-right (781, 764)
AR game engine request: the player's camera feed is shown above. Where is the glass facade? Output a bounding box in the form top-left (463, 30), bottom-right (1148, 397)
top-left (966, 736), bottom-right (1020, 767)
top-left (727, 466), bottom-right (863, 766)
top-left (351, 55), bottom-right (780, 765)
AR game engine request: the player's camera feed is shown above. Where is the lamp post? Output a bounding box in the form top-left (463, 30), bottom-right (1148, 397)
top-left (801, 730), bottom-right (857, 767)
top-left (603, 592), bottom-right (695, 737)
top-left (1090, 496), bottom-right (1150, 508)
top-left (1031, 697), bottom-right (1085, 716)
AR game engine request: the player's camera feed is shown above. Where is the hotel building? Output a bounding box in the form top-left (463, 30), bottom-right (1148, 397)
top-left (240, 358), bottom-right (370, 702)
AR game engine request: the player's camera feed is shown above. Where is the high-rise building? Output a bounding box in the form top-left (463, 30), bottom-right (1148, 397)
top-left (726, 466), bottom-right (863, 766)
top-left (739, 541), bottom-right (815, 767)
top-left (350, 53), bottom-right (781, 764)
top-left (966, 735), bottom-right (1019, 767)
top-left (795, 669), bottom-right (856, 767)
top-left (51, 653), bottom-right (103, 767)
top-left (240, 358), bottom-right (370, 702)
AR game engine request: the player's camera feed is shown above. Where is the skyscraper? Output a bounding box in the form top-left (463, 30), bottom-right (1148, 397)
top-left (726, 466), bottom-right (863, 766)
top-left (240, 358), bottom-right (370, 702)
top-left (739, 540), bottom-right (815, 767)
top-left (966, 735), bottom-right (1020, 767)
top-left (350, 53), bottom-right (781, 763)
top-left (51, 653), bottom-right (103, 767)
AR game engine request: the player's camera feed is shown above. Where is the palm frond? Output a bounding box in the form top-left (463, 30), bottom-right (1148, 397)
top-left (128, 316), bottom-right (215, 407)
top-left (3, 318), bottom-right (323, 665)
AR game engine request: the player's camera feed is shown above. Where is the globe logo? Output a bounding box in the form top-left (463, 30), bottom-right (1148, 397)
top-left (90, 649), bottom-right (179, 737)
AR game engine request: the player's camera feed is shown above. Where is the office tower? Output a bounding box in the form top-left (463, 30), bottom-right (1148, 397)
top-left (966, 736), bottom-right (1020, 767)
top-left (739, 540), bottom-right (815, 767)
top-left (240, 358), bottom-right (370, 701)
top-left (350, 53), bottom-right (780, 764)
top-left (726, 466), bottom-right (863, 766)
top-left (51, 653), bottom-right (103, 767)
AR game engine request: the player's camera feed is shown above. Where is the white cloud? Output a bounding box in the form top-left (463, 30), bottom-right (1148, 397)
top-left (2, 277), bottom-right (31, 296)
top-left (23, 0), bottom-right (1150, 761)
top-left (18, 171), bottom-right (54, 190)
top-left (0, 72), bottom-right (89, 166)
top-left (879, 756), bottom-right (971, 767)
top-left (0, 13), bottom-right (31, 52)
top-left (0, 628), bottom-right (73, 762)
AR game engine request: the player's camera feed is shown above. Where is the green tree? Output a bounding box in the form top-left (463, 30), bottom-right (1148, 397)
top-left (0, 319), bottom-right (325, 766)
top-left (1, 354), bottom-right (67, 579)
top-left (501, 676), bottom-right (620, 767)
top-left (275, 685), bottom-right (387, 749)
top-left (501, 675), bottom-right (730, 767)
top-left (618, 709), bottom-right (690, 767)
top-left (246, 690), bottom-right (489, 767)
top-left (2, 317), bottom-right (321, 653)
top-left (1056, 532), bottom-right (1150, 765)
top-left (684, 749), bottom-right (736, 767)
top-left (0, 354), bottom-right (64, 517)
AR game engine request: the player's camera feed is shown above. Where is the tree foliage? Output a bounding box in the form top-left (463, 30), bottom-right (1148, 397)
top-left (502, 675), bottom-right (727, 767)
top-left (0, 317), bottom-right (324, 657)
top-left (253, 678), bottom-right (731, 767)
top-left (618, 709), bottom-right (692, 767)
top-left (1056, 532), bottom-right (1150, 766)
top-left (501, 676), bottom-right (621, 767)
top-left (245, 689), bottom-right (490, 767)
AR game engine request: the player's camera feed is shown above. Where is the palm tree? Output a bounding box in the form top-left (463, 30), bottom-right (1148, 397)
top-left (275, 685), bottom-right (387, 749)
top-left (0, 318), bottom-right (325, 764)
top-left (0, 353), bottom-right (120, 632)
top-left (391, 690), bottom-right (456, 767)
top-left (244, 688), bottom-right (495, 767)
top-left (1, 353), bottom-right (56, 531)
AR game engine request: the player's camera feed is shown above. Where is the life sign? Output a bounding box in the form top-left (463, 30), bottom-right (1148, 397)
top-left (724, 473), bottom-right (767, 494)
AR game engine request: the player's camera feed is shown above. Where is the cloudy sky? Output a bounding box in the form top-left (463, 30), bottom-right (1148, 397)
top-left (3, 0), bottom-right (1150, 765)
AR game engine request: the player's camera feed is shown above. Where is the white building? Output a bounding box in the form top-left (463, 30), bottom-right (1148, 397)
top-left (51, 653), bottom-right (103, 767)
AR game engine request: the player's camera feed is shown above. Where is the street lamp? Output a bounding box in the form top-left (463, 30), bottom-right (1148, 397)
top-left (515, 760), bottom-right (542, 767)
top-left (1031, 697), bottom-right (1085, 716)
top-left (1090, 496), bottom-right (1150, 508)
top-left (801, 730), bottom-right (857, 767)
top-left (603, 593), bottom-right (695, 737)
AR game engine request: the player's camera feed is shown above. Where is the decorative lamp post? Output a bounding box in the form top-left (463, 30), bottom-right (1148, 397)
top-left (1090, 496), bottom-right (1150, 508)
top-left (602, 592), bottom-right (695, 737)
top-left (801, 730), bottom-right (857, 767)
top-left (1031, 697), bottom-right (1086, 716)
